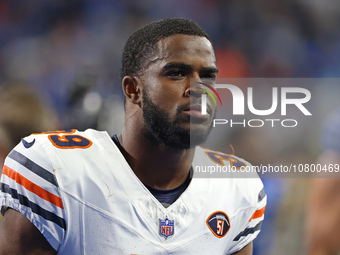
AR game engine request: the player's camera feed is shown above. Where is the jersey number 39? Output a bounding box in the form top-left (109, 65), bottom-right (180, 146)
top-left (45, 130), bottom-right (92, 149)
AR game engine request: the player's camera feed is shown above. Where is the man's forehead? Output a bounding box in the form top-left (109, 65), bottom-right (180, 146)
top-left (148, 34), bottom-right (215, 65)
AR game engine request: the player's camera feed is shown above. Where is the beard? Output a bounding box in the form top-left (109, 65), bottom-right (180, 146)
top-left (142, 88), bottom-right (214, 150)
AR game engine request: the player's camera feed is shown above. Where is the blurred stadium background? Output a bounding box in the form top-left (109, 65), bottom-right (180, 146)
top-left (0, 1), bottom-right (340, 254)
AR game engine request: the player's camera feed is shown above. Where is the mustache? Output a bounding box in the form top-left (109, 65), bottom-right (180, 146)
top-left (178, 99), bottom-right (214, 115)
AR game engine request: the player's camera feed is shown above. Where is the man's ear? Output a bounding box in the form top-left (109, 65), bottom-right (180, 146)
top-left (122, 76), bottom-right (142, 105)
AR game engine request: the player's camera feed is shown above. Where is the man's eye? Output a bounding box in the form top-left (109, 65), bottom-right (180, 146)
top-left (201, 74), bottom-right (216, 79)
top-left (201, 75), bottom-right (216, 87)
top-left (167, 71), bottom-right (185, 77)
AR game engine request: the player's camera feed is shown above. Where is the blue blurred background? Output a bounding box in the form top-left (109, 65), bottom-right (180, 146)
top-left (1, 1), bottom-right (340, 254)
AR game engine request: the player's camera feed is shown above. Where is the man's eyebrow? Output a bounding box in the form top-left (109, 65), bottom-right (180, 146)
top-left (201, 66), bottom-right (219, 74)
top-left (162, 62), bottom-right (192, 72)
top-left (162, 62), bottom-right (219, 74)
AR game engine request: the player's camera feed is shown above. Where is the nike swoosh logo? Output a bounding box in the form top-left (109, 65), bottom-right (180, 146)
top-left (21, 138), bottom-right (36, 148)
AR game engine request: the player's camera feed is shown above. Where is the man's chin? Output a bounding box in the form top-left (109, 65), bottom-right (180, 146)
top-left (157, 127), bottom-right (211, 150)
top-left (189, 132), bottom-right (210, 148)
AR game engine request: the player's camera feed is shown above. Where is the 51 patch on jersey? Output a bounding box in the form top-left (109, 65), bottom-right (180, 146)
top-left (206, 211), bottom-right (230, 238)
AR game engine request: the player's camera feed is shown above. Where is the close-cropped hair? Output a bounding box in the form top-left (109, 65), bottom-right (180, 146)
top-left (120, 18), bottom-right (211, 79)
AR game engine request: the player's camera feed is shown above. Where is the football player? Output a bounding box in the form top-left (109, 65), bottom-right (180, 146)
top-left (0, 18), bottom-right (266, 254)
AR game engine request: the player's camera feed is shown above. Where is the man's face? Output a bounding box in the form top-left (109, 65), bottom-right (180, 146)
top-left (140, 34), bottom-right (218, 149)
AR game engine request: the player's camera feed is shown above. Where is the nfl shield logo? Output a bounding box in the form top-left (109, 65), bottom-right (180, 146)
top-left (159, 217), bottom-right (174, 239)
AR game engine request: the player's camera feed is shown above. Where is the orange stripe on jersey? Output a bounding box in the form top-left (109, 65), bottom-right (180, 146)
top-left (2, 165), bottom-right (64, 209)
top-left (249, 206), bottom-right (266, 222)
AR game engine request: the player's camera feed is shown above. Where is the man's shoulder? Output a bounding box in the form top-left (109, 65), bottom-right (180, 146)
top-left (29, 128), bottom-right (108, 142)
top-left (193, 146), bottom-right (264, 205)
top-left (15, 128), bottom-right (115, 175)
top-left (195, 146), bottom-right (251, 168)
top-left (16, 129), bottom-right (127, 206)
top-left (193, 146), bottom-right (256, 179)
top-left (22, 128), bottom-right (112, 153)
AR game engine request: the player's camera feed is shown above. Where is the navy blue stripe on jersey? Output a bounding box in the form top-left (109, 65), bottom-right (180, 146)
top-left (1, 183), bottom-right (66, 230)
top-left (258, 187), bottom-right (266, 202)
top-left (8, 150), bottom-right (58, 187)
top-left (233, 221), bottom-right (263, 241)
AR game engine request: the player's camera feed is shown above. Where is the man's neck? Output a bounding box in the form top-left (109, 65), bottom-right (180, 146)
top-left (117, 131), bottom-right (194, 190)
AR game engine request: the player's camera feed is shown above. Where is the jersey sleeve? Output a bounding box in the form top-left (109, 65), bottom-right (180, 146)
top-left (228, 180), bottom-right (267, 254)
top-left (0, 135), bottom-right (65, 251)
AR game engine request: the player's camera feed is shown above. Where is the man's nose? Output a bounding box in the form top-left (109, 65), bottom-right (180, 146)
top-left (184, 80), bottom-right (206, 97)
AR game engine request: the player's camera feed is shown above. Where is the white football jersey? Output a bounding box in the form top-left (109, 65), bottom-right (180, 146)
top-left (0, 129), bottom-right (266, 254)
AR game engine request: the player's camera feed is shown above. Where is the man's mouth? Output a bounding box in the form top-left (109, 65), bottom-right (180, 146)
top-left (183, 104), bottom-right (211, 119)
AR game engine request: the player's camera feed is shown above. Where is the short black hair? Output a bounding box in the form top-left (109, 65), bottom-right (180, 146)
top-left (120, 18), bottom-right (212, 79)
